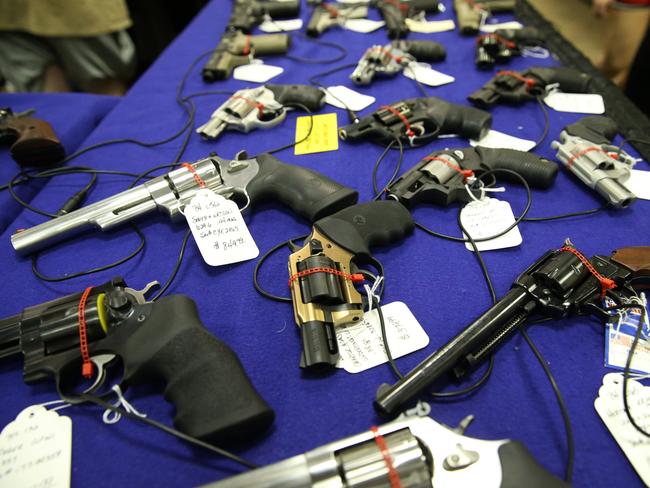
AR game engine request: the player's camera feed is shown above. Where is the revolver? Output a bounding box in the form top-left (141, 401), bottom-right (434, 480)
top-left (375, 0), bottom-right (442, 39)
top-left (288, 201), bottom-right (414, 370)
top-left (350, 40), bottom-right (446, 85)
top-left (306, 1), bottom-right (368, 37)
top-left (202, 31), bottom-right (291, 82)
top-left (475, 27), bottom-right (545, 69)
top-left (387, 146), bottom-right (558, 207)
top-left (11, 152), bottom-right (358, 255)
top-left (0, 107), bottom-right (65, 166)
top-left (468, 66), bottom-right (593, 108)
top-left (375, 241), bottom-right (649, 416)
top-left (0, 278), bottom-right (275, 442)
top-left (201, 414), bottom-right (569, 488)
top-left (454, 0), bottom-right (516, 35)
top-left (339, 97), bottom-right (492, 147)
top-left (226, 0), bottom-right (301, 33)
top-left (552, 116), bottom-right (637, 209)
top-left (197, 84), bottom-right (326, 140)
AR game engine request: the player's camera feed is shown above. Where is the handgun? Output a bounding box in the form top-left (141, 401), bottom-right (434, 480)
top-left (197, 84), bottom-right (326, 140)
top-left (375, 0), bottom-right (442, 39)
top-left (375, 241), bottom-right (649, 416)
top-left (551, 116), bottom-right (637, 209)
top-left (0, 278), bottom-right (275, 442)
top-left (387, 146), bottom-right (558, 207)
top-left (202, 31), bottom-right (291, 82)
top-left (11, 153), bottom-right (359, 255)
top-left (339, 97), bottom-right (492, 147)
top-left (306, 1), bottom-right (368, 37)
top-left (475, 27), bottom-right (545, 69)
top-left (468, 66), bottom-right (593, 108)
top-left (201, 414), bottom-right (570, 488)
top-left (0, 107), bottom-right (65, 166)
top-left (227, 0), bottom-right (301, 33)
top-left (454, 0), bottom-right (516, 35)
top-left (288, 201), bottom-right (414, 370)
top-left (350, 40), bottom-right (446, 85)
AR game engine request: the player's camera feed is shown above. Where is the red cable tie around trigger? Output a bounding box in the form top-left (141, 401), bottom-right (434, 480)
top-left (78, 287), bottom-right (94, 379)
top-left (243, 35), bottom-right (251, 56)
top-left (424, 156), bottom-right (474, 181)
top-left (181, 163), bottom-right (207, 189)
top-left (380, 104), bottom-right (415, 139)
top-left (560, 246), bottom-right (616, 298)
top-left (370, 426), bottom-right (403, 488)
top-left (497, 70), bottom-right (535, 90)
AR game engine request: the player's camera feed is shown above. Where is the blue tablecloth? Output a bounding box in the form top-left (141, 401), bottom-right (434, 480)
top-left (1, 1), bottom-right (648, 487)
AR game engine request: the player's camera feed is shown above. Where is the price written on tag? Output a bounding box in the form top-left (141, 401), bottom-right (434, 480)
top-left (404, 18), bottom-right (455, 33)
top-left (470, 129), bottom-right (536, 152)
top-left (623, 169), bottom-right (650, 200)
top-left (233, 60), bottom-right (284, 83)
top-left (0, 406), bottom-right (72, 488)
top-left (294, 113), bottom-right (339, 155)
top-left (343, 18), bottom-right (385, 33)
top-left (336, 302), bottom-right (429, 373)
top-left (460, 197), bottom-right (522, 251)
top-left (403, 63), bottom-right (455, 87)
top-left (324, 86), bottom-right (375, 111)
top-left (184, 189), bottom-right (259, 266)
top-left (259, 18), bottom-right (303, 32)
top-left (544, 92), bottom-right (605, 114)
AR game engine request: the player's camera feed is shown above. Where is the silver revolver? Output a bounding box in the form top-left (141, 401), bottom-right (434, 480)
top-left (350, 40), bottom-right (446, 85)
top-left (200, 411), bottom-right (569, 488)
top-left (551, 115), bottom-right (637, 208)
top-left (196, 84), bottom-right (326, 140)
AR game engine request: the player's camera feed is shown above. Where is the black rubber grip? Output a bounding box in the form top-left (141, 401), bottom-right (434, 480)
top-left (411, 0), bottom-right (440, 12)
top-left (499, 441), bottom-right (571, 488)
top-left (314, 201), bottom-right (414, 261)
top-left (400, 40), bottom-right (447, 62)
top-left (116, 296), bottom-right (274, 442)
top-left (529, 67), bottom-right (592, 94)
top-left (266, 84), bottom-right (325, 111)
top-left (498, 26), bottom-right (544, 44)
top-left (437, 102), bottom-right (492, 140)
top-left (476, 147), bottom-right (558, 189)
top-left (565, 115), bottom-right (618, 145)
top-left (247, 153), bottom-right (359, 222)
top-left (265, 0), bottom-right (301, 18)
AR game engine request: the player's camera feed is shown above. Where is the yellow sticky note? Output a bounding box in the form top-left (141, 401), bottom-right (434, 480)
top-left (294, 113), bottom-right (339, 155)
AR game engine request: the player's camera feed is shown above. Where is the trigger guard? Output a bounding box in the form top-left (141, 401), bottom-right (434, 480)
top-left (251, 108), bottom-right (286, 129)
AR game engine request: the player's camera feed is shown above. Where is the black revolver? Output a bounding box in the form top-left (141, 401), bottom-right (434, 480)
top-left (475, 27), bottom-right (545, 69)
top-left (375, 0), bottom-right (442, 39)
top-left (339, 97), bottom-right (492, 147)
top-left (468, 66), bottom-right (593, 108)
top-left (227, 0), bottom-right (301, 33)
top-left (288, 201), bottom-right (414, 370)
top-left (387, 146), bottom-right (558, 207)
top-left (0, 278), bottom-right (275, 442)
top-left (375, 241), bottom-right (648, 416)
top-left (0, 107), bottom-right (65, 166)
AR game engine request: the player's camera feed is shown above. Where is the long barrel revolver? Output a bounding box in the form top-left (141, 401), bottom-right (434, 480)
top-left (350, 40), bottom-right (446, 85)
top-left (197, 84), bottom-right (326, 140)
top-left (454, 0), bottom-right (516, 35)
top-left (288, 201), bottom-right (414, 370)
top-left (306, 1), bottom-right (368, 37)
top-left (375, 0), bottom-right (442, 39)
top-left (201, 414), bottom-right (569, 488)
top-left (475, 27), bottom-right (544, 69)
top-left (552, 116), bottom-right (637, 209)
top-left (11, 153), bottom-right (358, 255)
top-left (468, 66), bottom-right (593, 108)
top-left (227, 0), bottom-right (301, 33)
top-left (0, 278), bottom-right (275, 442)
top-left (339, 97), bottom-right (492, 147)
top-left (0, 107), bottom-right (65, 166)
top-left (387, 146), bottom-right (558, 207)
top-left (375, 241), bottom-right (649, 416)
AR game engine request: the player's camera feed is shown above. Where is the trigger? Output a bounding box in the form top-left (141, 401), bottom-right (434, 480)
top-left (85, 354), bottom-right (117, 393)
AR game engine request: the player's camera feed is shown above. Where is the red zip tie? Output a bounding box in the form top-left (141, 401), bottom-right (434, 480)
top-left (497, 69), bottom-right (535, 90)
top-left (78, 287), bottom-right (94, 379)
top-left (243, 35), bottom-right (251, 56)
top-left (479, 34), bottom-right (516, 49)
top-left (323, 2), bottom-right (338, 16)
top-left (288, 267), bottom-right (365, 287)
top-left (560, 246), bottom-right (616, 298)
top-left (566, 146), bottom-right (611, 168)
top-left (385, 0), bottom-right (409, 13)
top-left (181, 163), bottom-right (207, 188)
top-left (379, 47), bottom-right (403, 64)
top-left (370, 426), bottom-right (403, 488)
top-left (230, 95), bottom-right (266, 117)
top-left (424, 156), bottom-right (474, 180)
top-left (380, 104), bottom-right (415, 139)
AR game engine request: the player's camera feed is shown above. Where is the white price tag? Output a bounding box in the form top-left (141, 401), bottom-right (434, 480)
top-left (259, 18), bottom-right (303, 32)
top-left (324, 86), bottom-right (376, 111)
top-left (343, 18), bottom-right (385, 33)
top-left (480, 21), bottom-right (523, 32)
top-left (623, 170), bottom-right (650, 200)
top-left (544, 92), bottom-right (605, 114)
top-left (233, 60), bottom-right (283, 83)
top-left (404, 18), bottom-right (455, 33)
top-left (470, 129), bottom-right (536, 152)
top-left (403, 63), bottom-right (455, 87)
top-left (460, 197), bottom-right (522, 251)
top-left (0, 406), bottom-right (72, 488)
top-left (184, 189), bottom-right (259, 267)
top-left (336, 302), bottom-right (429, 373)
top-left (595, 374), bottom-right (650, 485)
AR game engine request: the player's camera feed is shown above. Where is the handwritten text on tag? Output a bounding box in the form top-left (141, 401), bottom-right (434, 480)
top-left (460, 197), bottom-right (522, 251)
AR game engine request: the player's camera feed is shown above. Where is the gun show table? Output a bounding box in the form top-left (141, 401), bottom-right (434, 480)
top-left (1, 1), bottom-right (649, 487)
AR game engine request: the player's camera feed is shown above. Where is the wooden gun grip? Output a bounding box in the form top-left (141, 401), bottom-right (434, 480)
top-left (611, 246), bottom-right (650, 289)
top-left (8, 117), bottom-right (65, 166)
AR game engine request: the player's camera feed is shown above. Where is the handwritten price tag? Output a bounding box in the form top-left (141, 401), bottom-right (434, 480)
top-left (460, 197), bottom-right (522, 251)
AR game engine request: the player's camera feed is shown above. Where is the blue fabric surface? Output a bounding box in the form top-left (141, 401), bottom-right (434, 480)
top-left (1, 1), bottom-right (649, 487)
top-left (0, 93), bottom-right (118, 233)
